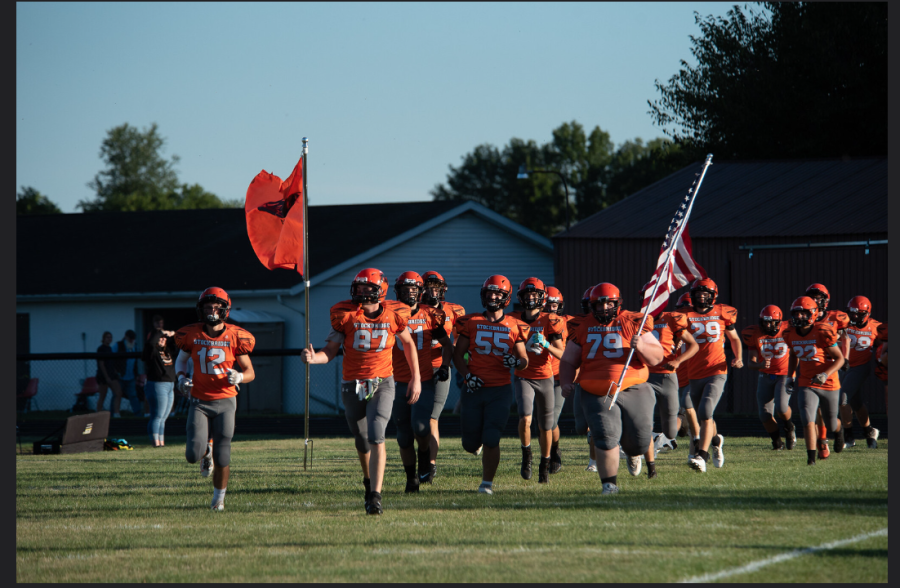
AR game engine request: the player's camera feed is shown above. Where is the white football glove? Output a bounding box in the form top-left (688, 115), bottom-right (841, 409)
top-left (501, 353), bottom-right (520, 369)
top-left (226, 368), bottom-right (243, 389)
top-left (465, 373), bottom-right (484, 392)
top-left (812, 372), bottom-right (829, 385)
top-left (177, 376), bottom-right (193, 395)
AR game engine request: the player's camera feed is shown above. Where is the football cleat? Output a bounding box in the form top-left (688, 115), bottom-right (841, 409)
top-left (585, 463), bottom-right (598, 473)
top-left (844, 437), bottom-right (856, 449)
top-left (201, 441), bottom-right (214, 478)
top-left (475, 445), bottom-right (483, 456)
top-left (817, 439), bottom-right (830, 460)
top-left (364, 489), bottom-right (372, 511)
top-left (210, 499), bottom-right (224, 512)
top-left (521, 446), bottom-right (533, 480)
top-left (477, 482), bottom-right (493, 495)
top-left (405, 476), bottom-right (420, 494)
top-left (772, 439), bottom-right (785, 450)
top-left (689, 455), bottom-right (707, 472)
top-left (366, 492), bottom-right (383, 515)
top-left (601, 483), bottom-right (619, 495)
top-left (785, 427), bottom-right (797, 450)
top-left (711, 435), bottom-right (725, 468)
top-left (867, 427), bottom-right (879, 449)
top-left (626, 455), bottom-right (642, 477)
top-left (538, 457), bottom-right (550, 484)
top-left (549, 445), bottom-right (562, 474)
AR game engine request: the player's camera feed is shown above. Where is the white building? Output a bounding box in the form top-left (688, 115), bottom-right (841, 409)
top-left (17, 201), bottom-right (555, 413)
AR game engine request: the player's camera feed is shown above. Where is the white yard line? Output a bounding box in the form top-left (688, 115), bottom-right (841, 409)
top-left (680, 528), bottom-right (888, 583)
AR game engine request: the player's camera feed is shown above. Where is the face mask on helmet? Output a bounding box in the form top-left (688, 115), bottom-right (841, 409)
top-left (846, 296), bottom-right (871, 327)
top-left (759, 318), bottom-right (780, 336)
top-left (691, 288), bottom-right (716, 312)
top-left (421, 273), bottom-right (447, 306)
top-left (517, 279), bottom-right (546, 311)
top-left (395, 285), bottom-right (421, 307)
top-left (544, 287), bottom-right (564, 315)
top-left (481, 276), bottom-right (511, 311)
top-left (790, 309), bottom-right (815, 328)
top-left (805, 285), bottom-right (829, 314)
top-left (591, 298), bottom-right (620, 324)
top-left (196, 287), bottom-right (230, 326)
top-left (351, 283), bottom-right (381, 305)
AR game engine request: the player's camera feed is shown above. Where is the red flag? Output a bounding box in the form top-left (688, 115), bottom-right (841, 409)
top-left (640, 221), bottom-right (707, 318)
top-left (245, 157), bottom-right (304, 274)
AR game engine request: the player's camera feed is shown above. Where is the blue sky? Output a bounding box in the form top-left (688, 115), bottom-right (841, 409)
top-left (16, 2), bottom-right (738, 213)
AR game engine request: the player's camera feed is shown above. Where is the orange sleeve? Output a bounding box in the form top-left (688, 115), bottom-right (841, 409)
top-left (640, 313), bottom-right (654, 334)
top-left (669, 312), bottom-right (688, 337)
top-left (722, 305), bottom-right (738, 326)
top-left (818, 324), bottom-right (839, 348)
top-left (330, 301), bottom-right (356, 333)
top-left (835, 311), bottom-right (850, 330)
top-left (547, 315), bottom-right (565, 337)
top-left (877, 323), bottom-right (888, 342)
top-left (515, 319), bottom-right (530, 344)
top-left (175, 325), bottom-right (195, 353)
top-left (234, 327), bottom-right (256, 355)
top-left (569, 321), bottom-right (585, 347)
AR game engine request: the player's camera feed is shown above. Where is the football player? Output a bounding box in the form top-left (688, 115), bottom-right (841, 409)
top-left (783, 296), bottom-right (845, 465)
top-left (419, 271), bottom-right (466, 481)
top-left (839, 296), bottom-right (886, 448)
top-left (174, 288), bottom-right (256, 511)
top-left (674, 293), bottom-right (701, 459)
top-left (389, 272), bottom-right (454, 492)
top-left (543, 286), bottom-right (571, 473)
top-left (684, 278), bottom-right (742, 472)
top-left (508, 278), bottom-right (566, 483)
top-left (742, 305), bottom-right (796, 450)
top-left (643, 295), bottom-right (699, 478)
top-left (301, 268), bottom-right (421, 515)
top-left (453, 275), bottom-right (530, 495)
top-left (569, 287), bottom-right (598, 471)
top-left (560, 283), bottom-right (664, 494)
top-left (805, 283), bottom-right (850, 458)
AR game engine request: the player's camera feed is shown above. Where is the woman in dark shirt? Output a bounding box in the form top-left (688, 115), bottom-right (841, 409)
top-left (143, 329), bottom-right (178, 447)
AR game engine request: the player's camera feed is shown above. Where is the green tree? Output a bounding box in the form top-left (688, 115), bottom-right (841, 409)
top-left (649, 2), bottom-right (886, 159)
top-left (432, 121), bottom-right (690, 237)
top-left (78, 123), bottom-right (235, 211)
top-left (17, 186), bottom-right (62, 215)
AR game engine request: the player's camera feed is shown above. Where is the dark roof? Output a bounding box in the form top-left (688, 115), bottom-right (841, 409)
top-left (17, 201), bottom-right (462, 296)
top-left (560, 158), bottom-right (887, 239)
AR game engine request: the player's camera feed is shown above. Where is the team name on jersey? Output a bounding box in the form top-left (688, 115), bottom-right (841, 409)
top-left (847, 327), bottom-right (875, 336)
top-left (759, 336), bottom-right (785, 345)
top-left (588, 325), bottom-right (621, 333)
top-left (353, 322), bottom-right (391, 329)
top-left (792, 339), bottom-right (816, 346)
top-left (476, 324), bottom-right (510, 333)
top-left (529, 326), bottom-right (545, 333)
top-left (653, 323), bottom-right (668, 331)
top-left (192, 339), bottom-right (232, 347)
top-left (688, 316), bottom-right (721, 323)
top-left (408, 318), bottom-right (429, 326)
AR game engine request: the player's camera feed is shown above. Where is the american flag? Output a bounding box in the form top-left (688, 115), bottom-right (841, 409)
top-left (639, 177), bottom-right (708, 318)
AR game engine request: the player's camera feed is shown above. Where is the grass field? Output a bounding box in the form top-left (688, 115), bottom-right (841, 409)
top-left (16, 435), bottom-right (887, 582)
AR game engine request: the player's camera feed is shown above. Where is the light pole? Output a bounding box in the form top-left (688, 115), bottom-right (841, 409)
top-left (517, 165), bottom-right (570, 231)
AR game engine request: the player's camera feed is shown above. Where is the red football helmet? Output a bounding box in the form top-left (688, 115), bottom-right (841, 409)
top-left (544, 286), bottom-right (564, 314)
top-left (481, 275), bottom-right (512, 311)
top-left (421, 271), bottom-right (448, 305)
top-left (790, 296), bottom-right (819, 328)
top-left (590, 283), bottom-right (621, 324)
top-left (675, 292), bottom-right (693, 309)
top-left (197, 287), bottom-right (231, 325)
top-left (805, 283), bottom-right (830, 313)
top-left (517, 277), bottom-right (546, 310)
top-left (690, 278), bottom-right (718, 313)
top-left (581, 287), bottom-right (594, 314)
top-left (759, 304), bottom-right (783, 336)
top-left (847, 295), bottom-right (872, 327)
top-left (394, 271), bottom-right (424, 307)
top-left (351, 268), bottom-right (387, 304)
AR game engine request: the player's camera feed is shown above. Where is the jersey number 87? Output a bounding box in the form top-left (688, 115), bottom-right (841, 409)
top-left (353, 330), bottom-right (388, 352)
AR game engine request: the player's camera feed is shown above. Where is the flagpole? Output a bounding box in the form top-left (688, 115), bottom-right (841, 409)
top-left (301, 137), bottom-right (313, 470)
top-left (606, 154), bottom-right (714, 410)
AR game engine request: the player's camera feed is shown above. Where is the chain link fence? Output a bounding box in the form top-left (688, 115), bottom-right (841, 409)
top-left (16, 351), bottom-right (465, 416)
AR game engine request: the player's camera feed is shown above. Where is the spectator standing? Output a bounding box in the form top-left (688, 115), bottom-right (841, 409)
top-left (95, 331), bottom-right (123, 413)
top-left (143, 327), bottom-right (178, 446)
top-left (111, 330), bottom-right (142, 417)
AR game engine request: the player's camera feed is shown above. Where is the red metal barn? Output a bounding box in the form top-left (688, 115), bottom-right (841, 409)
top-left (553, 158), bottom-right (887, 414)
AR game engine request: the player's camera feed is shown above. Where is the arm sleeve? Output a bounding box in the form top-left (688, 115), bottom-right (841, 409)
top-left (671, 313), bottom-right (688, 337)
top-left (819, 325), bottom-right (839, 348)
top-left (175, 349), bottom-right (191, 376)
top-left (741, 326), bottom-right (756, 347)
top-left (723, 305), bottom-right (738, 327)
top-left (235, 329), bottom-right (256, 355)
top-left (174, 328), bottom-right (192, 353)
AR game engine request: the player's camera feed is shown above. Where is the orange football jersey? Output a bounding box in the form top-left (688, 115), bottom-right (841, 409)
top-left (391, 304), bottom-right (448, 383)
top-left (456, 313), bottom-right (530, 387)
top-left (429, 301), bottom-right (466, 369)
top-left (568, 310), bottom-right (653, 395)
top-left (783, 322), bottom-right (841, 390)
top-left (817, 309), bottom-right (850, 331)
top-left (684, 304), bottom-right (738, 380)
top-left (648, 311), bottom-right (689, 375)
top-left (676, 349), bottom-right (691, 388)
top-left (741, 322), bottom-right (791, 376)
top-left (551, 314), bottom-right (581, 378)
top-left (845, 318), bottom-right (885, 367)
top-left (508, 310), bottom-right (565, 380)
top-left (331, 300), bottom-right (409, 381)
top-left (174, 323), bottom-right (256, 401)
